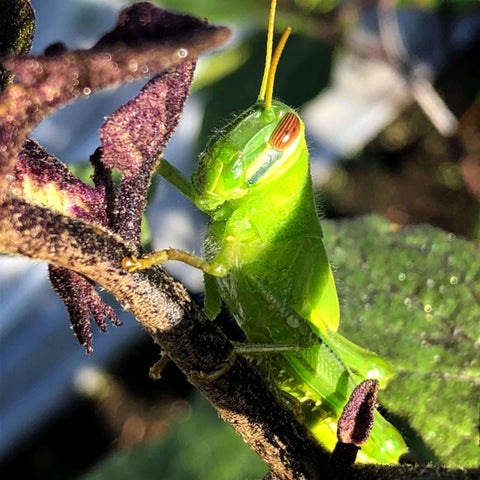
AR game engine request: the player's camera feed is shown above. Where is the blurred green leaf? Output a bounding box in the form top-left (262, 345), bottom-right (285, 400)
top-left (150, 0), bottom-right (268, 24)
top-left (324, 215), bottom-right (480, 467)
top-left (474, 203), bottom-right (480, 240)
top-left (192, 43), bottom-right (251, 92)
top-left (396, 0), bottom-right (478, 9)
top-left (81, 393), bottom-right (267, 480)
top-left (0, 0), bottom-right (35, 89)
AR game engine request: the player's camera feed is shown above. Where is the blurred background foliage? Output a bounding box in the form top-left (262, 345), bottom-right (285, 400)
top-left (1, 0), bottom-right (479, 478)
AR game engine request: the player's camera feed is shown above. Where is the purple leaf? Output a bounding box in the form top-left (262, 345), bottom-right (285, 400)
top-left (100, 61), bottom-right (196, 176)
top-left (12, 139), bottom-right (107, 224)
top-left (49, 265), bottom-right (122, 356)
top-left (0, 2), bottom-right (231, 354)
top-left (94, 2), bottom-right (215, 47)
top-left (89, 147), bottom-right (116, 229)
top-left (101, 61), bottom-right (197, 243)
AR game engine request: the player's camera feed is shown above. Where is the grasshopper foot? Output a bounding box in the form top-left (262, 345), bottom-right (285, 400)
top-left (188, 351), bottom-right (236, 383)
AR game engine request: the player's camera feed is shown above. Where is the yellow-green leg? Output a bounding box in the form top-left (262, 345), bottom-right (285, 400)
top-left (121, 248), bottom-right (227, 276)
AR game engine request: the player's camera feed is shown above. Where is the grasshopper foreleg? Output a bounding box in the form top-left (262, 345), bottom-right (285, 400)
top-left (122, 249), bottom-right (228, 276)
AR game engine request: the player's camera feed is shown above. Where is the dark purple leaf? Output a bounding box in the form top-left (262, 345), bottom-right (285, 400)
top-left (101, 61), bottom-right (196, 243)
top-left (49, 265), bottom-right (121, 356)
top-left (0, 2), bottom-right (230, 354)
top-left (94, 2), bottom-right (214, 47)
top-left (12, 139), bottom-right (107, 225)
top-left (43, 42), bottom-right (68, 57)
top-left (100, 61), bottom-right (196, 176)
top-left (9, 141), bottom-right (119, 356)
top-left (89, 147), bottom-right (116, 229)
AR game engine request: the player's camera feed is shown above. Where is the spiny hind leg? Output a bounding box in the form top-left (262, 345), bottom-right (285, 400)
top-left (241, 274), bottom-right (319, 350)
top-left (232, 342), bottom-right (304, 355)
top-left (247, 275), bottom-right (394, 387)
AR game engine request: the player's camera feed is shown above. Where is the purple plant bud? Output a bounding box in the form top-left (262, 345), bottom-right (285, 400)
top-left (337, 379), bottom-right (379, 446)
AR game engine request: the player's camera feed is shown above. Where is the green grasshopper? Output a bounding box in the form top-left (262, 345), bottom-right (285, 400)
top-left (123, 0), bottom-right (407, 463)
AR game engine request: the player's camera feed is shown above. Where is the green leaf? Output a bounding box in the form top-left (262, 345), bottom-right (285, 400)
top-left (323, 215), bottom-right (480, 467)
top-left (81, 393), bottom-right (267, 480)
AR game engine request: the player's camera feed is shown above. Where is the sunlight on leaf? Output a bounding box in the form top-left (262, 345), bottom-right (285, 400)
top-left (324, 215), bottom-right (480, 467)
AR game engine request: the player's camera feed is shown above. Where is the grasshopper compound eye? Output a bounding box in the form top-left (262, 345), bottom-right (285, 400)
top-left (270, 112), bottom-right (301, 150)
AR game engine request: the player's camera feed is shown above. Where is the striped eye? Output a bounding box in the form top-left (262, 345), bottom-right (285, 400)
top-left (270, 112), bottom-right (301, 150)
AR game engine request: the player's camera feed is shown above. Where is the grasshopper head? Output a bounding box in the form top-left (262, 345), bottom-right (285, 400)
top-left (192, 101), bottom-right (305, 217)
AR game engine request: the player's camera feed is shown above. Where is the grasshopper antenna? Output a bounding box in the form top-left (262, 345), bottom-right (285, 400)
top-left (258, 0), bottom-right (292, 110)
